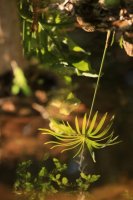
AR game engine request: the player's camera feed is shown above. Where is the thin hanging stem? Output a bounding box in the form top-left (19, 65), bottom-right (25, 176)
top-left (78, 143), bottom-right (85, 172)
top-left (78, 31), bottom-right (111, 172)
top-left (88, 30), bottom-right (111, 123)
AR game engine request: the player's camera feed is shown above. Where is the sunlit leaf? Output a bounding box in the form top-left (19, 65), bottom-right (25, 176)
top-left (91, 113), bottom-right (108, 136)
top-left (87, 111), bottom-right (98, 135)
top-left (62, 177), bottom-right (68, 185)
top-left (56, 174), bottom-right (61, 180)
top-left (63, 37), bottom-right (85, 53)
top-left (81, 72), bottom-right (98, 78)
top-left (55, 14), bottom-right (61, 24)
top-left (75, 117), bottom-right (81, 135)
top-left (89, 175), bottom-right (101, 183)
top-left (11, 85), bottom-right (20, 95)
top-left (11, 61), bottom-right (31, 96)
top-left (38, 167), bottom-right (47, 177)
top-left (73, 60), bottom-right (90, 71)
top-left (73, 46), bottom-right (84, 52)
top-left (80, 172), bottom-right (87, 180)
top-left (82, 114), bottom-right (87, 135)
top-left (90, 121), bottom-right (113, 139)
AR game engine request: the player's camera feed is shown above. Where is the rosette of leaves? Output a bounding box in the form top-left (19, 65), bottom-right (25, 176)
top-left (40, 111), bottom-right (120, 162)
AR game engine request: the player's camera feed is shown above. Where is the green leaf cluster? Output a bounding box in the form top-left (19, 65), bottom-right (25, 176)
top-left (14, 157), bottom-right (99, 197)
top-left (76, 173), bottom-right (100, 191)
top-left (14, 160), bottom-right (33, 192)
top-left (14, 157), bottom-right (68, 194)
top-left (18, 0), bottom-right (97, 81)
top-left (40, 111), bottom-right (120, 162)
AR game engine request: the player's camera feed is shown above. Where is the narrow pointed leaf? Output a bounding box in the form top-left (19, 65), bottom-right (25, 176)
top-left (105, 141), bottom-right (121, 146)
top-left (87, 111), bottom-right (98, 136)
top-left (85, 139), bottom-right (96, 162)
top-left (91, 113), bottom-right (108, 136)
top-left (73, 142), bottom-right (84, 158)
top-left (90, 140), bottom-right (106, 148)
top-left (94, 132), bottom-right (114, 142)
top-left (75, 116), bottom-right (81, 135)
top-left (40, 129), bottom-right (61, 136)
top-left (82, 114), bottom-right (87, 135)
top-left (55, 139), bottom-right (82, 147)
top-left (90, 122), bottom-right (113, 139)
top-left (106, 135), bottom-right (120, 144)
top-left (45, 141), bottom-right (62, 145)
top-left (66, 122), bottom-right (76, 135)
top-left (61, 141), bottom-right (82, 153)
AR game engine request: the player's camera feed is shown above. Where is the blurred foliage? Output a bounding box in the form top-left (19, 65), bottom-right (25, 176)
top-left (11, 61), bottom-right (32, 96)
top-left (18, 0), bottom-right (97, 81)
top-left (14, 155), bottom-right (100, 198)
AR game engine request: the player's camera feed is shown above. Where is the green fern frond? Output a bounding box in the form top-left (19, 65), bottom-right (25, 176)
top-left (39, 111), bottom-right (120, 162)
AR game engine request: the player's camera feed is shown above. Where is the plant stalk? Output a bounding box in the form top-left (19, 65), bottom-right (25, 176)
top-left (88, 30), bottom-right (111, 123)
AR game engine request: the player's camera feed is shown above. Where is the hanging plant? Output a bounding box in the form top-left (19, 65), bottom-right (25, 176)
top-left (40, 31), bottom-right (121, 164)
top-left (39, 111), bottom-right (120, 162)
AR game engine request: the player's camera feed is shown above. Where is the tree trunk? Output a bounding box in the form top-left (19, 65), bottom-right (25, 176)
top-left (0, 0), bottom-right (25, 75)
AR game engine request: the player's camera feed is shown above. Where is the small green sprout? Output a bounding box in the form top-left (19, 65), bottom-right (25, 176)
top-left (39, 111), bottom-right (120, 162)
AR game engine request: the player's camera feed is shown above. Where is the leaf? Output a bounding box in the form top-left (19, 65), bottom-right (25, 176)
top-left (73, 46), bottom-right (84, 52)
top-left (55, 14), bottom-right (61, 24)
top-left (49, 119), bottom-right (75, 135)
top-left (62, 177), bottom-right (68, 185)
top-left (82, 114), bottom-right (87, 135)
top-left (90, 121), bottom-right (113, 139)
top-left (90, 140), bottom-right (106, 149)
top-left (72, 141), bottom-right (84, 158)
top-left (85, 138), bottom-right (96, 162)
top-left (11, 85), bottom-right (20, 95)
top-left (87, 111), bottom-right (98, 136)
top-left (81, 72), bottom-right (98, 78)
top-left (80, 172), bottom-right (87, 180)
top-left (66, 122), bottom-right (76, 135)
top-left (38, 167), bottom-right (47, 177)
top-left (11, 61), bottom-right (31, 96)
top-left (64, 37), bottom-right (85, 53)
top-left (53, 158), bottom-right (61, 169)
top-left (89, 175), bottom-right (101, 183)
top-left (75, 117), bottom-right (81, 135)
top-left (25, 182), bottom-right (33, 192)
top-left (73, 60), bottom-right (90, 71)
top-left (91, 113), bottom-right (108, 136)
top-left (56, 174), bottom-right (61, 180)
